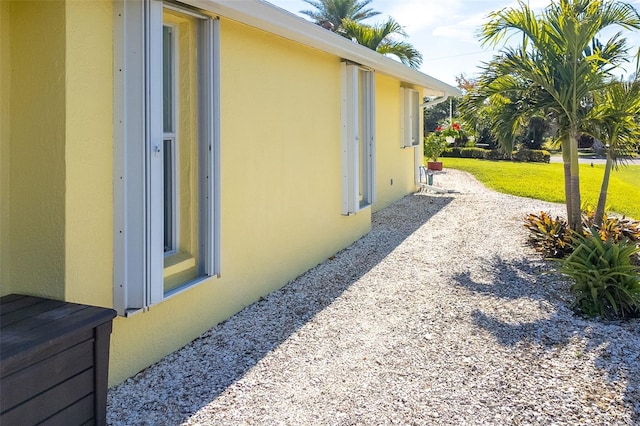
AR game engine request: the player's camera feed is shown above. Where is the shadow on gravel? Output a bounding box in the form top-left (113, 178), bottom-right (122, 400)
top-left (453, 256), bottom-right (640, 423)
top-left (107, 193), bottom-right (454, 425)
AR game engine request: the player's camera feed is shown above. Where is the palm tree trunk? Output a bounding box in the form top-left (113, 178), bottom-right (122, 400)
top-left (562, 140), bottom-right (573, 226)
top-left (594, 152), bottom-right (613, 227)
top-left (563, 163), bottom-right (574, 224)
top-left (568, 133), bottom-right (582, 232)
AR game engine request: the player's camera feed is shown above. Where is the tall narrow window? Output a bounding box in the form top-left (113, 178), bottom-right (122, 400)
top-left (161, 9), bottom-right (203, 294)
top-left (163, 24), bottom-right (177, 254)
top-left (114, 1), bottom-right (220, 316)
top-left (341, 63), bottom-right (375, 215)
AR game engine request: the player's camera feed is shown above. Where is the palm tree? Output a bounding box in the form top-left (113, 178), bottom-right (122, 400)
top-left (460, 75), bottom-right (540, 155)
top-left (342, 18), bottom-right (423, 68)
top-left (587, 57), bottom-right (640, 226)
top-left (300, 0), bottom-right (380, 34)
top-left (477, 0), bottom-right (640, 231)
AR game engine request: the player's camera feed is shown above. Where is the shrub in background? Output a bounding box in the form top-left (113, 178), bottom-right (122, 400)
top-left (513, 149), bottom-right (551, 163)
top-left (485, 149), bottom-right (513, 161)
top-left (439, 148), bottom-right (549, 163)
top-left (459, 147), bottom-right (488, 159)
top-left (441, 147), bottom-right (463, 158)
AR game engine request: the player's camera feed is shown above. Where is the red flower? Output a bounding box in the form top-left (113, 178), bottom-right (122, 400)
top-left (436, 126), bottom-right (442, 132)
top-left (452, 123), bottom-right (461, 131)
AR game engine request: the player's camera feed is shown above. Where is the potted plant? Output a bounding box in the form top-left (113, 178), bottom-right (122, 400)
top-left (424, 121), bottom-right (461, 170)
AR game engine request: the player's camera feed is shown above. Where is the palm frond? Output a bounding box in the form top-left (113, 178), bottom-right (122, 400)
top-left (342, 18), bottom-right (422, 68)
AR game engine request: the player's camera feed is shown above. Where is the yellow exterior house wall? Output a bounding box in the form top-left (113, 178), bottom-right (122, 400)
top-left (64, 0), bottom-right (114, 307)
top-left (107, 16), bottom-right (372, 385)
top-left (1, 0), bottom-right (437, 387)
top-left (1, 0), bottom-right (113, 303)
top-left (1, 1), bottom-right (66, 299)
top-left (373, 75), bottom-right (421, 212)
top-left (0, 0), bottom-right (11, 294)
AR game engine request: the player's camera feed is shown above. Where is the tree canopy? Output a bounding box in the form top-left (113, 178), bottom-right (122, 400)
top-left (467, 0), bottom-right (640, 230)
top-left (342, 18), bottom-right (423, 68)
top-left (300, 0), bottom-right (423, 69)
top-left (300, 0), bottom-right (380, 33)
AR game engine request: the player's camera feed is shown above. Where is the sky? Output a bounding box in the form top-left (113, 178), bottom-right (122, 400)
top-left (266, 0), bottom-right (640, 87)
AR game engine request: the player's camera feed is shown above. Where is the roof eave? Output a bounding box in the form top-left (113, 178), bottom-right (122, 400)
top-left (181, 0), bottom-right (462, 97)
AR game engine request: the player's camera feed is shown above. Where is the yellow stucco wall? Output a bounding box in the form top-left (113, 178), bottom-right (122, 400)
top-left (0, 1), bottom-right (11, 294)
top-left (64, 0), bottom-right (113, 306)
top-left (2, 1), bottom-right (420, 387)
top-left (373, 75), bottom-right (420, 212)
top-left (107, 16), bottom-right (372, 386)
top-left (2, 1), bottom-right (66, 299)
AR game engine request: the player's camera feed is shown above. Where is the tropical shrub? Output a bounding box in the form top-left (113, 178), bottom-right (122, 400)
top-left (423, 132), bottom-right (451, 162)
top-left (525, 211), bottom-right (640, 259)
top-left (439, 147), bottom-right (549, 162)
top-left (513, 149), bottom-right (551, 163)
top-left (519, 117), bottom-right (550, 150)
top-left (582, 212), bottom-right (640, 244)
top-left (485, 150), bottom-right (513, 161)
top-left (458, 147), bottom-right (487, 159)
top-left (441, 147), bottom-right (463, 158)
top-left (424, 120), bottom-right (470, 161)
top-left (524, 212), bottom-right (573, 258)
top-left (555, 228), bottom-right (640, 319)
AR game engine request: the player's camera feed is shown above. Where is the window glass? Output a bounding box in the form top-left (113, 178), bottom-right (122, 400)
top-left (162, 9), bottom-right (202, 293)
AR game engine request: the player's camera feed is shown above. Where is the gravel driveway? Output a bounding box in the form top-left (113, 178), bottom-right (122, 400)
top-left (107, 169), bottom-right (640, 425)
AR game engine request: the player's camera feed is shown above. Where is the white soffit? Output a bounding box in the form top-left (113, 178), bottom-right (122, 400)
top-left (181, 0), bottom-right (462, 97)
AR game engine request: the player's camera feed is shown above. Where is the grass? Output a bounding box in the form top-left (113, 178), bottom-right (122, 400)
top-left (440, 157), bottom-right (640, 219)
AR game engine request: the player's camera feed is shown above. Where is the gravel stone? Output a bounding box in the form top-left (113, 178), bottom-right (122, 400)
top-left (107, 169), bottom-right (640, 425)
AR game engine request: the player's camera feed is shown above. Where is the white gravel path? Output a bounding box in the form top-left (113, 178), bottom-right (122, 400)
top-left (107, 169), bottom-right (640, 425)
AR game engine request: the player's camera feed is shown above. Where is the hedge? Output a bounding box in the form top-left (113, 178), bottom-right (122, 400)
top-left (441, 148), bottom-right (550, 163)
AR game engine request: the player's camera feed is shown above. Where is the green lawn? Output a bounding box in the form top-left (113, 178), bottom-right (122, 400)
top-left (440, 157), bottom-right (640, 219)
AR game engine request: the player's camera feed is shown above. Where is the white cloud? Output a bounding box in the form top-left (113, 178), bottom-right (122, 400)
top-left (432, 12), bottom-right (490, 44)
top-left (380, 0), bottom-right (464, 32)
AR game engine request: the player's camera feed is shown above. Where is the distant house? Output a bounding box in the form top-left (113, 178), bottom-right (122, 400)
top-left (0, 0), bottom-right (460, 385)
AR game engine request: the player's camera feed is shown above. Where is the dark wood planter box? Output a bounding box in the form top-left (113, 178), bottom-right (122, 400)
top-left (1, 294), bottom-right (116, 426)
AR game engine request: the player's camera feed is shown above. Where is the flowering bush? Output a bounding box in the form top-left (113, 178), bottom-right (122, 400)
top-left (424, 132), bottom-right (451, 162)
top-left (424, 121), bottom-right (464, 161)
top-left (436, 122), bottom-right (462, 141)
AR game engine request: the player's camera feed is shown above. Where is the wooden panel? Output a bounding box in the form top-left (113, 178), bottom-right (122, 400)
top-left (0, 294), bottom-right (116, 426)
top-left (94, 322), bottom-right (114, 426)
top-left (40, 394), bottom-right (94, 426)
top-left (1, 306), bottom-right (115, 368)
top-left (0, 294), bottom-right (42, 315)
top-left (0, 329), bottom-right (93, 378)
top-left (1, 298), bottom-right (68, 328)
top-left (0, 369), bottom-right (94, 425)
top-left (1, 340), bottom-right (94, 411)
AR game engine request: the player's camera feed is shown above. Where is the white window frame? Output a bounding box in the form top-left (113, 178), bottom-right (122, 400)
top-left (401, 87), bottom-right (421, 148)
top-left (113, 0), bottom-right (221, 316)
top-left (341, 62), bottom-right (375, 215)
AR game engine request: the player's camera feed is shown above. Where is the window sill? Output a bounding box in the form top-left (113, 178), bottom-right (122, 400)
top-left (164, 252), bottom-right (197, 278)
top-left (402, 143), bottom-right (420, 149)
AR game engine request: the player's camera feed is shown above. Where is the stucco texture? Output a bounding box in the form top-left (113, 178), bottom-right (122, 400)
top-left (108, 16), bottom-right (375, 385)
top-left (2, 0), bottom-right (66, 299)
top-left (1, 0), bottom-right (421, 387)
top-left (374, 75), bottom-right (421, 212)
